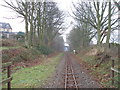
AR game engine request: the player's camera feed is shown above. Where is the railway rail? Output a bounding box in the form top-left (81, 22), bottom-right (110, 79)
top-left (64, 53), bottom-right (79, 88)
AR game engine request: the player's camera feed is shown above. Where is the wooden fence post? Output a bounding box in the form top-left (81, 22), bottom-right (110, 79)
top-left (1, 62), bottom-right (12, 90)
top-left (7, 65), bottom-right (11, 90)
top-left (112, 59), bottom-right (114, 85)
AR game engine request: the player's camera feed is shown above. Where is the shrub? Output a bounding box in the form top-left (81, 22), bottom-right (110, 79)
top-left (2, 39), bottom-right (18, 47)
top-left (2, 54), bottom-right (10, 62)
top-left (10, 48), bottom-right (42, 62)
top-left (20, 50), bottom-right (32, 61)
top-left (10, 55), bottom-right (22, 62)
top-left (30, 48), bottom-right (41, 56)
top-left (37, 45), bottom-right (53, 55)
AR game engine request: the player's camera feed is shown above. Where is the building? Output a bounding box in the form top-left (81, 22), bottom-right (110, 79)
top-left (0, 22), bottom-right (17, 39)
top-left (0, 22), bottom-right (12, 32)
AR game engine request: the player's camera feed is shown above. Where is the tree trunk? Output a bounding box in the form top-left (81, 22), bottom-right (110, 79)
top-left (29, 2), bottom-right (34, 47)
top-left (40, 1), bottom-right (46, 46)
top-left (96, 2), bottom-right (101, 46)
top-left (106, 1), bottom-right (111, 48)
top-left (25, 16), bottom-right (29, 47)
top-left (24, 2), bottom-right (29, 48)
top-left (37, 2), bottom-right (41, 47)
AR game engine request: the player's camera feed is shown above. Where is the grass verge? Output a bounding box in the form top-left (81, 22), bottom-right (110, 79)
top-left (77, 48), bottom-right (119, 88)
top-left (3, 53), bottom-right (63, 88)
top-left (0, 46), bottom-right (20, 50)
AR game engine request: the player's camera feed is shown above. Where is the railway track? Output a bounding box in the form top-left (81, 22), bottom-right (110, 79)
top-left (64, 53), bottom-right (79, 88)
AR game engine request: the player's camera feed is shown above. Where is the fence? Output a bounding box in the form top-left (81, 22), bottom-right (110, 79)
top-left (0, 62), bottom-right (12, 90)
top-left (111, 59), bottom-right (120, 87)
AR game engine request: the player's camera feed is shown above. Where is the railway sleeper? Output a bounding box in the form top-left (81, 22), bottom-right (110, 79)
top-left (66, 76), bottom-right (75, 79)
top-left (66, 79), bottom-right (75, 82)
top-left (67, 73), bottom-right (79, 75)
top-left (66, 75), bottom-right (79, 79)
top-left (66, 84), bottom-right (78, 88)
top-left (74, 76), bottom-right (79, 78)
top-left (66, 84), bottom-right (75, 87)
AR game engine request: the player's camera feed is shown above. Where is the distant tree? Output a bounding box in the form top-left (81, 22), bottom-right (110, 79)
top-left (67, 22), bottom-right (93, 50)
top-left (52, 35), bottom-right (64, 51)
top-left (44, 2), bottom-right (64, 47)
top-left (15, 31), bottom-right (25, 40)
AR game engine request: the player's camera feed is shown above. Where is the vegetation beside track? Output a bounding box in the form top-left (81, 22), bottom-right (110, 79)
top-left (0, 46), bottom-right (20, 50)
top-left (2, 40), bottom-right (54, 63)
top-left (2, 47), bottom-right (42, 63)
top-left (3, 53), bottom-right (63, 88)
top-left (76, 46), bottom-right (119, 88)
top-left (2, 39), bottom-right (64, 88)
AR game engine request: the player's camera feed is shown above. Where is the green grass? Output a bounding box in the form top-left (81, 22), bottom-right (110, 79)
top-left (77, 52), bottom-right (119, 88)
top-left (3, 53), bottom-right (63, 88)
top-left (0, 46), bottom-right (20, 50)
top-left (79, 54), bottom-right (96, 65)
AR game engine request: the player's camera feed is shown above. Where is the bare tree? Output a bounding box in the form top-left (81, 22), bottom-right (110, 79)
top-left (3, 0), bottom-right (65, 49)
top-left (72, 1), bottom-right (118, 46)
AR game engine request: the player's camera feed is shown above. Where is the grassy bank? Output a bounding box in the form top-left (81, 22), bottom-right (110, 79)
top-left (2, 39), bottom-right (54, 63)
top-left (77, 47), bottom-right (119, 88)
top-left (3, 53), bottom-right (63, 88)
top-left (2, 47), bottom-right (42, 63)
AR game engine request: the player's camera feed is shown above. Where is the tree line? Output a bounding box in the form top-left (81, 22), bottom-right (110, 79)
top-left (3, 0), bottom-right (65, 50)
top-left (68, 0), bottom-right (119, 50)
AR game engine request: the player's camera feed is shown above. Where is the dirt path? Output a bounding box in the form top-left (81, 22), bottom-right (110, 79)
top-left (41, 52), bottom-right (101, 88)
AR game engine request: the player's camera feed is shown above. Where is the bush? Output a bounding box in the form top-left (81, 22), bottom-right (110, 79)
top-left (10, 51), bottom-right (30, 62)
top-left (20, 50), bottom-right (32, 61)
top-left (37, 45), bottom-right (53, 55)
top-left (30, 48), bottom-right (41, 56)
top-left (10, 55), bottom-right (22, 62)
top-left (2, 54), bottom-right (10, 62)
top-left (2, 39), bottom-right (18, 47)
top-left (10, 48), bottom-right (42, 62)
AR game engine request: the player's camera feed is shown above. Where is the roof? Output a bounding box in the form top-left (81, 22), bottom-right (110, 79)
top-left (0, 22), bottom-right (12, 29)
